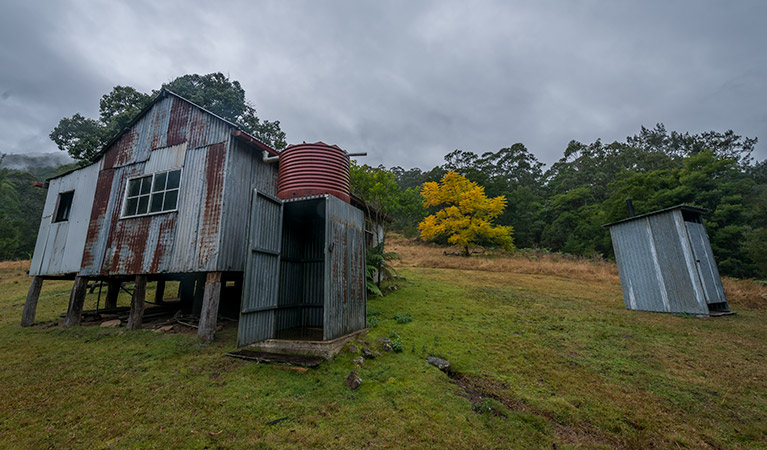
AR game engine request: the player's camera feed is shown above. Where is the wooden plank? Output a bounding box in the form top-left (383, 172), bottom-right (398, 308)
top-left (225, 349), bottom-right (324, 367)
top-left (273, 365), bottom-right (309, 373)
top-left (127, 275), bottom-right (147, 330)
top-left (198, 272), bottom-right (222, 344)
top-left (64, 276), bottom-right (88, 327)
top-left (21, 276), bottom-right (43, 327)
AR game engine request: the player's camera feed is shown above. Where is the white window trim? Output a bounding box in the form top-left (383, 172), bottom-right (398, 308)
top-left (121, 168), bottom-right (183, 219)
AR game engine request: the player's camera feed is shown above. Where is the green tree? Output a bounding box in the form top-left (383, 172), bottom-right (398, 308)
top-left (51, 72), bottom-right (286, 162)
top-left (0, 159), bottom-right (21, 260)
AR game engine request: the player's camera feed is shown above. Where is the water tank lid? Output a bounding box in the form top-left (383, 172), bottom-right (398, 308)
top-left (283, 141), bottom-right (346, 152)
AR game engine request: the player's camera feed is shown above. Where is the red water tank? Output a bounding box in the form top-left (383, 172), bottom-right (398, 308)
top-left (277, 142), bottom-right (351, 203)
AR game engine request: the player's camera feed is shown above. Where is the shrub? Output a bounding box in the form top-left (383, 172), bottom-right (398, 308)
top-left (394, 312), bottom-right (412, 324)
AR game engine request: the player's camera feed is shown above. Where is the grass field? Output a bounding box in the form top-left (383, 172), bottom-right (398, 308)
top-left (1, 237), bottom-right (766, 449)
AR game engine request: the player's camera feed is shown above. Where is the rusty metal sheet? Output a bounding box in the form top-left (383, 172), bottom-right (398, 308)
top-left (217, 137), bottom-right (279, 272)
top-left (323, 195), bottom-right (365, 340)
top-left (167, 98), bottom-right (191, 147)
top-left (197, 142), bottom-right (226, 269)
top-left (79, 92), bottom-right (236, 276)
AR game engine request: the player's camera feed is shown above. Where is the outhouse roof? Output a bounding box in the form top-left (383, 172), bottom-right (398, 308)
top-left (603, 204), bottom-right (708, 228)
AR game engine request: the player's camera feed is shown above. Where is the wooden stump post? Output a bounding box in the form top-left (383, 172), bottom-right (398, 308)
top-left (105, 280), bottom-right (120, 310)
top-left (127, 275), bottom-right (147, 330)
top-left (154, 280), bottom-right (166, 304)
top-left (198, 272), bottom-right (222, 344)
top-left (64, 276), bottom-right (88, 327)
top-left (21, 276), bottom-right (44, 327)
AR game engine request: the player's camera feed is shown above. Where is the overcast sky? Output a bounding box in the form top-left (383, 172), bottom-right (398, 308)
top-left (1, 0), bottom-right (765, 170)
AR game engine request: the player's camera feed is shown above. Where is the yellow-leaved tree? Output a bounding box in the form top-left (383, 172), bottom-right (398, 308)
top-left (418, 171), bottom-right (514, 256)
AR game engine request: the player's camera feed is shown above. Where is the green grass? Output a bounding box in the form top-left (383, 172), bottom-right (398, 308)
top-left (1, 259), bottom-right (766, 448)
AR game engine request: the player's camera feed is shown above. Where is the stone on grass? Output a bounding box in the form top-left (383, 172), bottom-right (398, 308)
top-left (353, 357), bottom-right (364, 367)
top-left (427, 356), bottom-right (450, 372)
top-left (345, 371), bottom-right (362, 390)
top-left (377, 337), bottom-right (393, 352)
top-left (362, 347), bottom-right (377, 359)
top-left (349, 344), bottom-right (359, 353)
top-left (100, 319), bottom-right (121, 328)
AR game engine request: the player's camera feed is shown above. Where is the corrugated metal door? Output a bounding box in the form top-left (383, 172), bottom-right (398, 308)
top-left (323, 196), bottom-right (366, 340)
top-left (685, 221), bottom-right (727, 305)
top-left (238, 190), bottom-right (283, 346)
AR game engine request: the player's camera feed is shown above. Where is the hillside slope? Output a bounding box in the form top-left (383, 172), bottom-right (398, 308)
top-left (0, 240), bottom-right (765, 448)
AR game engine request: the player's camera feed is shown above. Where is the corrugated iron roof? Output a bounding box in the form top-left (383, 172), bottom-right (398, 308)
top-left (603, 204), bottom-right (708, 228)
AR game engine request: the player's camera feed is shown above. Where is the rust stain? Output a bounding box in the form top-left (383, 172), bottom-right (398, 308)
top-left (150, 214), bottom-right (177, 273)
top-left (197, 142), bottom-right (227, 268)
top-left (81, 169), bottom-right (115, 270)
top-left (167, 98), bottom-right (191, 146)
top-left (187, 109), bottom-right (208, 149)
top-left (101, 166), bottom-right (143, 275)
top-left (343, 229), bottom-right (348, 304)
top-left (111, 129), bottom-right (137, 168)
top-left (108, 215), bottom-right (151, 274)
top-left (150, 100), bottom-right (169, 150)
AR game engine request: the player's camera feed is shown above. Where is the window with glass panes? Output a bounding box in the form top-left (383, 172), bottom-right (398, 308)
top-left (123, 169), bottom-right (181, 217)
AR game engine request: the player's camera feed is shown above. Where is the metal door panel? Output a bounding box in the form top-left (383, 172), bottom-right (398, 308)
top-left (238, 190), bottom-right (283, 346)
top-left (685, 221), bottom-right (727, 305)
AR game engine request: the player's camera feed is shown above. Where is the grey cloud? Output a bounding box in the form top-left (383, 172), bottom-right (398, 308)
top-left (0, 0), bottom-right (764, 170)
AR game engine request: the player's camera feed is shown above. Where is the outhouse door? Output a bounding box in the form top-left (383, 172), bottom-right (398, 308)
top-left (238, 190), bottom-right (283, 346)
top-left (685, 221), bottom-right (728, 307)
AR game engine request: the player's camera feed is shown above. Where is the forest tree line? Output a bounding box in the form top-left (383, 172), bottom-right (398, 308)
top-left (351, 124), bottom-right (767, 280)
top-left (2, 124), bottom-right (765, 280)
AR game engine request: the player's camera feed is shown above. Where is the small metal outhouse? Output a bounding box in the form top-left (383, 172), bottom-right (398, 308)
top-left (238, 192), bottom-right (366, 346)
top-left (605, 204), bottom-right (730, 316)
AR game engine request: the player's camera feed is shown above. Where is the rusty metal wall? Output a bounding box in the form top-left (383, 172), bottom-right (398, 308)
top-left (80, 94), bottom-right (233, 276)
top-left (216, 137), bottom-right (279, 271)
top-left (30, 162), bottom-right (100, 276)
top-left (609, 208), bottom-right (709, 315)
top-left (323, 194), bottom-right (366, 340)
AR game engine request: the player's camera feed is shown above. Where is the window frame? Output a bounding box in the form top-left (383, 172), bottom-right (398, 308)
top-left (52, 190), bottom-right (75, 223)
top-left (121, 168), bottom-right (183, 219)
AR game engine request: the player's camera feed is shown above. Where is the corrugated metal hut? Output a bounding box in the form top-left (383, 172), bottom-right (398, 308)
top-left (605, 204), bottom-right (730, 316)
top-left (22, 89), bottom-right (367, 348)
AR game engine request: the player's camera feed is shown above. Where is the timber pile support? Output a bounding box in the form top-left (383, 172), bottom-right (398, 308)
top-left (64, 276), bottom-right (88, 327)
top-left (126, 275), bottom-right (147, 330)
top-left (198, 272), bottom-right (222, 344)
top-left (105, 280), bottom-right (121, 309)
top-left (21, 276), bottom-right (44, 327)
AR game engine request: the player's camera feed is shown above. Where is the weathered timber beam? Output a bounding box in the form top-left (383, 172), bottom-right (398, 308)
top-left (21, 276), bottom-right (43, 327)
top-left (126, 275), bottom-right (147, 330)
top-left (198, 272), bottom-right (222, 344)
top-left (64, 276), bottom-right (88, 327)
